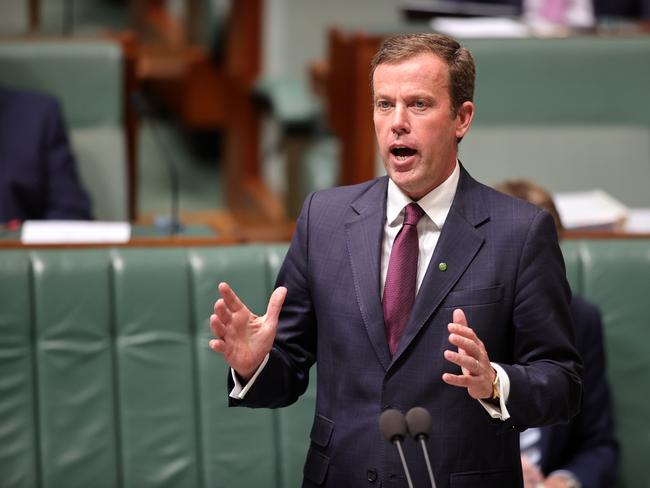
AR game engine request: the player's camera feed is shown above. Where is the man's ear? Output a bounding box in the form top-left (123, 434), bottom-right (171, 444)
top-left (455, 101), bottom-right (475, 139)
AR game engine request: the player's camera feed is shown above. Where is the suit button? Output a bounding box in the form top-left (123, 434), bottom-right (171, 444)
top-left (367, 469), bottom-right (378, 482)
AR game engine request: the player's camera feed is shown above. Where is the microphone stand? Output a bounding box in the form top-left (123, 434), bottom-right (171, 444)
top-left (406, 406), bottom-right (437, 488)
top-left (131, 92), bottom-right (183, 236)
top-left (394, 439), bottom-right (415, 488)
top-left (146, 120), bottom-right (183, 236)
top-left (415, 434), bottom-right (437, 488)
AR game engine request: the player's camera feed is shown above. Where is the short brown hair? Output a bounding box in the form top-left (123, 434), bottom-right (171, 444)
top-left (370, 33), bottom-right (476, 116)
top-left (494, 179), bottom-right (565, 233)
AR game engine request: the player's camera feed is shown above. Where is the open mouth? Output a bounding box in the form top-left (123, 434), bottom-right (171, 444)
top-left (390, 146), bottom-right (417, 160)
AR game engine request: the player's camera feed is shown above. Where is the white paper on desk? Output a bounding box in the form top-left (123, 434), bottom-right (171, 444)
top-left (21, 221), bottom-right (131, 244)
top-left (624, 208), bottom-right (650, 233)
top-left (430, 17), bottom-right (531, 38)
top-left (553, 190), bottom-right (628, 230)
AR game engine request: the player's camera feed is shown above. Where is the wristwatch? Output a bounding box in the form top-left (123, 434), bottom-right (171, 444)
top-left (491, 370), bottom-right (500, 400)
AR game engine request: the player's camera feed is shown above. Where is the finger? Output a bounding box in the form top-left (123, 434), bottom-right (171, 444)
top-left (448, 322), bottom-right (487, 357)
top-left (265, 286), bottom-right (287, 322)
top-left (453, 308), bottom-right (468, 327)
top-left (210, 314), bottom-right (227, 338)
top-left (447, 321), bottom-right (478, 341)
top-left (218, 282), bottom-right (245, 312)
top-left (441, 372), bottom-right (477, 388)
top-left (444, 350), bottom-right (480, 374)
top-left (448, 332), bottom-right (481, 358)
top-left (214, 299), bottom-right (232, 325)
top-left (450, 309), bottom-right (483, 346)
top-left (209, 338), bottom-right (225, 354)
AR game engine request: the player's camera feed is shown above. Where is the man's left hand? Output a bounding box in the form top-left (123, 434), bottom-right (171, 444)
top-left (442, 308), bottom-right (496, 400)
top-left (543, 475), bottom-right (576, 488)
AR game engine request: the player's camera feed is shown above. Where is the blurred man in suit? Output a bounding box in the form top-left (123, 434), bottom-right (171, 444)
top-left (496, 180), bottom-right (619, 488)
top-left (0, 86), bottom-right (92, 224)
top-left (209, 34), bottom-right (582, 487)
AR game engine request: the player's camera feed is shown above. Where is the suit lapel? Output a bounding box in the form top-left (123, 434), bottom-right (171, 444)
top-left (392, 167), bottom-right (489, 363)
top-left (345, 177), bottom-right (392, 371)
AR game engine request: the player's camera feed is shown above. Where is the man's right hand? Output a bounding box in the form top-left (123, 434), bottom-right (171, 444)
top-left (521, 455), bottom-right (544, 488)
top-left (209, 282), bottom-right (287, 381)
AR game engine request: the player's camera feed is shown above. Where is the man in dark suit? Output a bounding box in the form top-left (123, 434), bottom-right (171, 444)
top-left (0, 87), bottom-right (92, 224)
top-left (209, 34), bottom-right (582, 487)
top-left (495, 180), bottom-right (619, 488)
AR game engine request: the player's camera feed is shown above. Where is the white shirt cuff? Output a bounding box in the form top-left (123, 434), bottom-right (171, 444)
top-left (478, 362), bottom-right (511, 420)
top-left (229, 353), bottom-right (270, 400)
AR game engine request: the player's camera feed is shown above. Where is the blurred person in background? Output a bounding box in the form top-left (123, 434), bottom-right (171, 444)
top-left (495, 180), bottom-right (619, 488)
top-left (0, 86), bottom-right (92, 225)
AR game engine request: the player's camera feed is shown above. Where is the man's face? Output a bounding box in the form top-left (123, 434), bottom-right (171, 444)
top-left (373, 53), bottom-right (474, 200)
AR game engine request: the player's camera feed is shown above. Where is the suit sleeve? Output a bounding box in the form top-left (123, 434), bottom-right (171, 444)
top-left (229, 193), bottom-right (317, 408)
top-left (42, 98), bottom-right (93, 220)
top-left (498, 210), bottom-right (583, 427)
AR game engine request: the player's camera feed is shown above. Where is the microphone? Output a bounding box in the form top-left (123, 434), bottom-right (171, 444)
top-left (379, 409), bottom-right (415, 488)
top-left (130, 91), bottom-right (183, 235)
top-left (406, 407), bottom-right (437, 488)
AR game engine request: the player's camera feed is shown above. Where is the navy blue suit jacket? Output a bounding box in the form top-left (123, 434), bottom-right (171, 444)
top-left (0, 87), bottom-right (92, 223)
top-left (232, 167), bottom-right (582, 487)
top-left (539, 296), bottom-right (619, 488)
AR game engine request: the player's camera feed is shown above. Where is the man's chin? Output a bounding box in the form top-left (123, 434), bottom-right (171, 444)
top-left (389, 174), bottom-right (422, 198)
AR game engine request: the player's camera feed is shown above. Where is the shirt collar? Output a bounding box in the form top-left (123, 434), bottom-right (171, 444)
top-left (386, 161), bottom-right (460, 230)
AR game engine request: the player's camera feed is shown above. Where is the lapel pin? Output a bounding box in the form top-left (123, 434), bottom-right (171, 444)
top-left (438, 262), bottom-right (447, 272)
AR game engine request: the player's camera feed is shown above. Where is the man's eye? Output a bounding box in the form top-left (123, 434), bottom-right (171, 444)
top-left (376, 101), bottom-right (391, 110)
top-left (414, 100), bottom-right (427, 109)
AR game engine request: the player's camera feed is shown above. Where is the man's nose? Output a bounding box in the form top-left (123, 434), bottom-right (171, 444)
top-left (391, 106), bottom-right (410, 134)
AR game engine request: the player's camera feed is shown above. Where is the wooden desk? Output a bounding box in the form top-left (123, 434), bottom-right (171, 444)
top-left (0, 209), bottom-right (295, 250)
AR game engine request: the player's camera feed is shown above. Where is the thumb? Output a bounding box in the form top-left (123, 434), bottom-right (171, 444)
top-left (265, 286), bottom-right (288, 323)
top-left (453, 308), bottom-right (468, 327)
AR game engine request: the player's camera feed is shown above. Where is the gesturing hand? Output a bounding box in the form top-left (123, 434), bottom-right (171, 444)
top-left (442, 308), bottom-right (496, 400)
top-left (209, 282), bottom-right (287, 381)
top-left (521, 455), bottom-right (545, 488)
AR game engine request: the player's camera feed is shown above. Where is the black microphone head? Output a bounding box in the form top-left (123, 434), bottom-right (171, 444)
top-left (379, 409), bottom-right (408, 443)
top-left (405, 407), bottom-right (432, 440)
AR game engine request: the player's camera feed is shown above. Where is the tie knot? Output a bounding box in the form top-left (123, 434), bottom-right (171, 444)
top-left (403, 203), bottom-right (425, 226)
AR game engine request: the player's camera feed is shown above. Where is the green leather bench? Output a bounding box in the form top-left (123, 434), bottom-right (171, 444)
top-left (459, 37), bottom-right (650, 208)
top-left (0, 240), bottom-right (648, 487)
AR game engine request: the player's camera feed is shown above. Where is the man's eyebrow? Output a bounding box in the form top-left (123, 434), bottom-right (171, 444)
top-left (406, 92), bottom-right (434, 99)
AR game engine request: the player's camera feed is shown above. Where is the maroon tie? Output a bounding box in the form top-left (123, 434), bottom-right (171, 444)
top-left (383, 202), bottom-right (425, 356)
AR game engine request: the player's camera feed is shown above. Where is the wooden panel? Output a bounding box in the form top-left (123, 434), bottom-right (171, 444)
top-left (130, 0), bottom-right (276, 226)
top-left (326, 29), bottom-right (383, 187)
